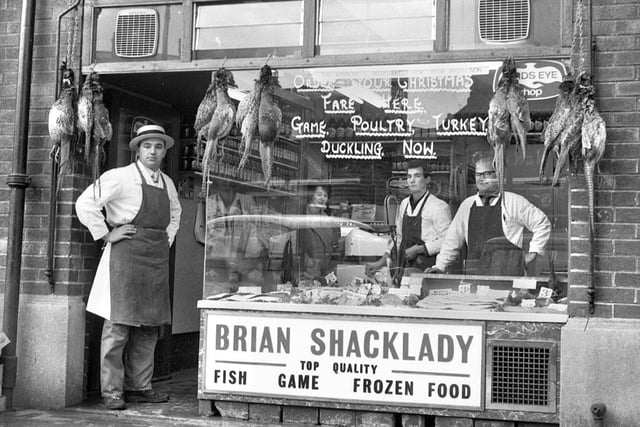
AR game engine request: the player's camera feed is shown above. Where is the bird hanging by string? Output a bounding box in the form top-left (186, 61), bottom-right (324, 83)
top-left (487, 57), bottom-right (531, 201)
top-left (88, 72), bottom-right (113, 196)
top-left (539, 63), bottom-right (576, 182)
top-left (48, 63), bottom-right (78, 194)
top-left (580, 73), bottom-right (607, 234)
top-left (194, 71), bottom-right (217, 148)
top-left (201, 67), bottom-right (237, 194)
top-left (237, 70), bottom-right (265, 172)
top-left (77, 71), bottom-right (112, 197)
top-left (548, 73), bottom-right (590, 187)
top-left (258, 64), bottom-right (282, 187)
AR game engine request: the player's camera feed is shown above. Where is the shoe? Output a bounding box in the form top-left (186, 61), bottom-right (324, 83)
top-left (103, 393), bottom-right (126, 410)
top-left (124, 389), bottom-right (170, 403)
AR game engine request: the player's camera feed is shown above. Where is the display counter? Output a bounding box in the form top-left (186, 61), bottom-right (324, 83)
top-left (197, 275), bottom-right (567, 424)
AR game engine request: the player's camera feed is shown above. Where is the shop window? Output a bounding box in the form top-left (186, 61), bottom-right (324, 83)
top-left (193, 1), bottom-right (304, 59)
top-left (317, 0), bottom-right (437, 55)
top-left (197, 60), bottom-right (569, 313)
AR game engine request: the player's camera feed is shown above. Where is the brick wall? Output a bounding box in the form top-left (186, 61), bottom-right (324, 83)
top-left (568, 1), bottom-right (640, 318)
top-left (0, 0), bottom-right (97, 300)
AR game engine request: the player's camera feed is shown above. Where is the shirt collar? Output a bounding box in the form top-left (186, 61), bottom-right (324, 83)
top-left (137, 160), bottom-right (160, 183)
top-left (476, 192), bottom-right (500, 206)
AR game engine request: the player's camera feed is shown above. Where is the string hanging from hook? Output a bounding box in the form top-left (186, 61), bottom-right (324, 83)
top-left (571, 0), bottom-right (586, 76)
top-left (64, 8), bottom-right (80, 71)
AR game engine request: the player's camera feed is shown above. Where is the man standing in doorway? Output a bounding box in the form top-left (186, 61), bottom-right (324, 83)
top-left (426, 151), bottom-right (550, 276)
top-left (76, 124), bottom-right (182, 410)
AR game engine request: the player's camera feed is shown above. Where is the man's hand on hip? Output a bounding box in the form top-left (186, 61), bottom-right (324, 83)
top-left (105, 224), bottom-right (137, 243)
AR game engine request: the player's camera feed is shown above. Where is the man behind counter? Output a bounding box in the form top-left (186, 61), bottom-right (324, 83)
top-left (426, 151), bottom-right (551, 276)
top-left (366, 159), bottom-right (451, 281)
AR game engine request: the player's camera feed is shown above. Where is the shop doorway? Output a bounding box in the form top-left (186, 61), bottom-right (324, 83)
top-left (84, 77), bottom-right (203, 396)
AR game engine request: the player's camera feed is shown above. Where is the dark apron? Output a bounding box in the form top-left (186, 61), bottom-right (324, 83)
top-left (393, 194), bottom-right (437, 284)
top-left (109, 164), bottom-right (171, 326)
top-left (466, 198), bottom-right (524, 276)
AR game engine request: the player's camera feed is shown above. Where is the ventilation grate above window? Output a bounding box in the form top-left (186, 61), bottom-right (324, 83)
top-left (478, 0), bottom-right (530, 43)
top-left (486, 340), bottom-right (557, 413)
top-left (115, 9), bottom-right (159, 58)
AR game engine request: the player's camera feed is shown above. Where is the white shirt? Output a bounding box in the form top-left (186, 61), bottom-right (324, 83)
top-left (388, 191), bottom-right (452, 256)
top-left (75, 160), bottom-right (182, 245)
top-left (433, 192), bottom-right (551, 272)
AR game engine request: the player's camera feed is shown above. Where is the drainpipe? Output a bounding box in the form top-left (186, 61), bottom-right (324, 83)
top-left (1, 0), bottom-right (36, 408)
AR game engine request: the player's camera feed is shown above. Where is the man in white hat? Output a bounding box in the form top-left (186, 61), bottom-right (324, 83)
top-left (76, 124), bottom-right (182, 410)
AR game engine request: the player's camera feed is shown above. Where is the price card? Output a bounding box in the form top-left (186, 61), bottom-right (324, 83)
top-left (458, 282), bottom-right (471, 294)
top-left (537, 287), bottom-right (554, 299)
top-left (513, 278), bottom-right (537, 290)
top-left (325, 271), bottom-right (338, 286)
top-left (388, 287), bottom-right (411, 298)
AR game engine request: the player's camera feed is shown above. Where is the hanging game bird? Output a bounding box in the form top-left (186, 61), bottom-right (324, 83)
top-left (89, 73), bottom-right (113, 195)
top-left (194, 71), bottom-right (217, 146)
top-left (237, 76), bottom-right (264, 172)
top-left (77, 73), bottom-right (94, 165)
top-left (77, 72), bottom-right (112, 196)
top-left (48, 66), bottom-right (77, 193)
top-left (258, 65), bottom-right (282, 186)
top-left (487, 57), bottom-right (531, 201)
top-left (548, 74), bottom-right (591, 187)
top-left (201, 68), bottom-right (237, 193)
top-left (539, 68), bottom-right (576, 182)
top-left (580, 74), bottom-right (606, 234)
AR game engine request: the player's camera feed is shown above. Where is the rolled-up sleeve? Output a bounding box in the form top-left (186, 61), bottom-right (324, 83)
top-left (423, 199), bottom-right (452, 256)
top-left (508, 194), bottom-right (551, 255)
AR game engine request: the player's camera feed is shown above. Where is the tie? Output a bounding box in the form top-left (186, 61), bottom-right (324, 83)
top-left (151, 171), bottom-right (159, 184)
top-left (481, 195), bottom-right (494, 206)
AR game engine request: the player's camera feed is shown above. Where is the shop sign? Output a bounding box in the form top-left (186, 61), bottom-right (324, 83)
top-left (202, 313), bottom-right (484, 409)
top-left (492, 59), bottom-right (567, 101)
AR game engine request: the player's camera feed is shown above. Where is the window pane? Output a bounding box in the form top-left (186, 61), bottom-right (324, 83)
top-left (318, 0), bottom-right (436, 54)
top-left (194, 1), bottom-right (303, 58)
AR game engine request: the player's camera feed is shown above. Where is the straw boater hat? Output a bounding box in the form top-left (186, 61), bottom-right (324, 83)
top-left (129, 124), bottom-right (175, 151)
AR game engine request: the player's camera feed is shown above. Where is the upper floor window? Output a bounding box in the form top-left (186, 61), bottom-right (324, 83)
top-left (317, 0), bottom-right (437, 55)
top-left (194, 1), bottom-right (304, 59)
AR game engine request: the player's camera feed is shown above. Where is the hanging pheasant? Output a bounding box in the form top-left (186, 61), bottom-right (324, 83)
top-left (580, 74), bottom-right (607, 234)
top-left (506, 59), bottom-right (531, 160)
top-left (77, 73), bottom-right (94, 165)
top-left (549, 74), bottom-right (590, 187)
top-left (89, 72), bottom-right (113, 196)
top-left (194, 71), bottom-right (217, 146)
top-left (487, 57), bottom-right (531, 200)
top-left (201, 67), bottom-right (236, 193)
top-left (539, 66), bottom-right (576, 182)
top-left (48, 65), bottom-right (77, 193)
top-left (258, 65), bottom-right (282, 186)
top-left (77, 72), bottom-right (112, 196)
top-left (237, 74), bottom-right (264, 172)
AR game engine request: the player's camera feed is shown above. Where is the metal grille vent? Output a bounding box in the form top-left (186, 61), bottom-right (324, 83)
top-left (478, 0), bottom-right (530, 43)
top-left (115, 9), bottom-right (159, 58)
top-left (487, 340), bottom-right (556, 413)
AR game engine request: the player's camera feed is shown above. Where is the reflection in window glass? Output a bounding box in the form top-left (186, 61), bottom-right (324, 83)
top-left (194, 1), bottom-right (303, 58)
top-left (318, 0), bottom-right (436, 54)
top-left (199, 62), bottom-right (568, 310)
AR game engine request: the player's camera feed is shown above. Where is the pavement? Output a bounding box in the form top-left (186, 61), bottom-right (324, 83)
top-left (0, 368), bottom-right (293, 427)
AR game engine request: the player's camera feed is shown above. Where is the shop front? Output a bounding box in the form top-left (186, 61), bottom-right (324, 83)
top-left (78, 0), bottom-right (577, 424)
